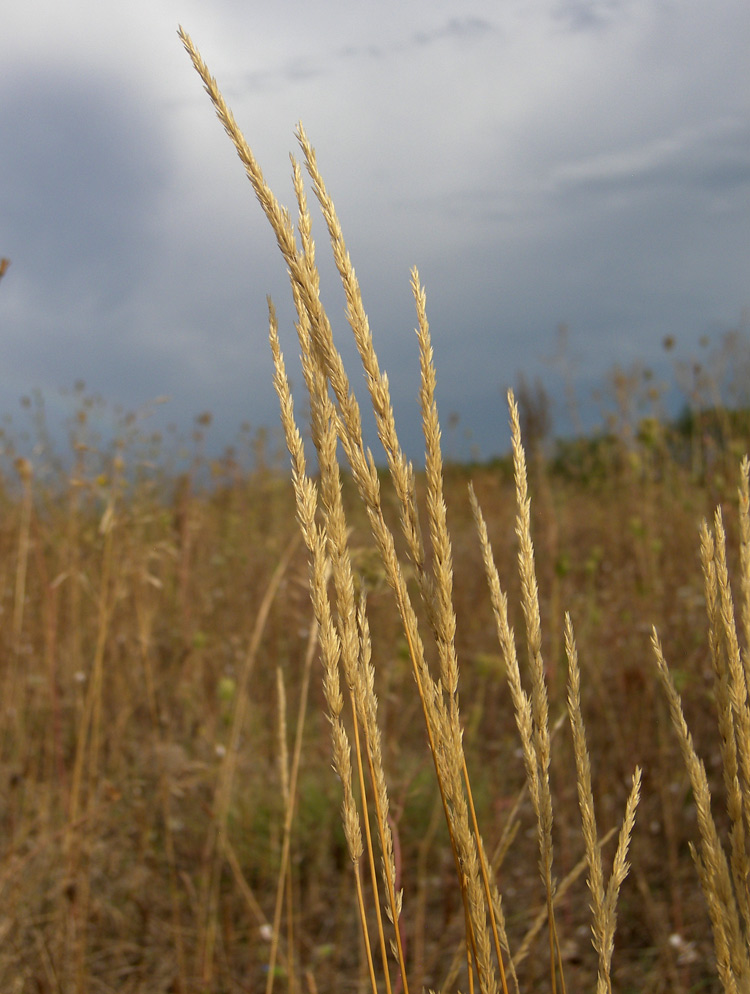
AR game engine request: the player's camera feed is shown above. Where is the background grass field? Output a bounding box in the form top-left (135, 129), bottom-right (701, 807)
top-left (0, 359), bottom-right (746, 992)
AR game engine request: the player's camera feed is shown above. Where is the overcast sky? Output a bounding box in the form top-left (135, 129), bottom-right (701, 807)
top-left (1, 0), bottom-right (748, 467)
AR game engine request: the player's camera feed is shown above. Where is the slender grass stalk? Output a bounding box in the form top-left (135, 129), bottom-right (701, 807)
top-left (1, 457), bottom-right (34, 765)
top-left (266, 621), bottom-right (318, 994)
top-left (199, 532), bottom-right (300, 985)
top-left (135, 541), bottom-right (187, 992)
top-left (12, 457), bottom-right (33, 652)
top-left (64, 460), bottom-right (122, 994)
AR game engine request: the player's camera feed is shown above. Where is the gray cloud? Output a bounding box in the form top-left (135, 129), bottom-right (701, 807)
top-left (549, 119), bottom-right (750, 194)
top-left (236, 16), bottom-right (496, 99)
top-left (411, 17), bottom-right (495, 46)
top-left (553, 0), bottom-right (632, 32)
top-left (240, 57), bottom-right (326, 94)
top-left (0, 67), bottom-right (166, 301)
top-left (338, 42), bottom-right (385, 61)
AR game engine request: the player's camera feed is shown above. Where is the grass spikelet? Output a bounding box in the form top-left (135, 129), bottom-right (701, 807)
top-left (509, 392), bottom-right (561, 990)
top-left (565, 613), bottom-right (641, 994)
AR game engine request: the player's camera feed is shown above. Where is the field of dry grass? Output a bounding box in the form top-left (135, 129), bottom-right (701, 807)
top-left (3, 380), bottom-right (745, 994)
top-left (1, 29), bottom-right (749, 994)
top-left (0, 377), bottom-right (747, 992)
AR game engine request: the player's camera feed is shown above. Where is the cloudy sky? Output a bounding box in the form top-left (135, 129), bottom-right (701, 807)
top-left (1, 0), bottom-right (748, 467)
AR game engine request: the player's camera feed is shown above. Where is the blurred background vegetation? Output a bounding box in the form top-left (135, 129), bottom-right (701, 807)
top-left (0, 319), bottom-right (747, 991)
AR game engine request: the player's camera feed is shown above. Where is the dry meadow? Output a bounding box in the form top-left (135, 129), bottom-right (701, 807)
top-left (0, 30), bottom-right (749, 994)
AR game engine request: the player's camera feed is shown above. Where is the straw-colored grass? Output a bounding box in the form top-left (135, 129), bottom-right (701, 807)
top-left (178, 27), bottom-right (647, 993)
top-left (652, 458), bottom-right (750, 993)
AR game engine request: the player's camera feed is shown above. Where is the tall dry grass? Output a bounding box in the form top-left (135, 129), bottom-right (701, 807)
top-left (179, 27), bottom-right (646, 994)
top-left (652, 457), bottom-right (750, 993)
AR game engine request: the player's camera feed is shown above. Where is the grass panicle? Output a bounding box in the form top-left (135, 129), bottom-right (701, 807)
top-left (653, 458), bottom-right (750, 993)
top-left (179, 29), bottom-right (648, 993)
